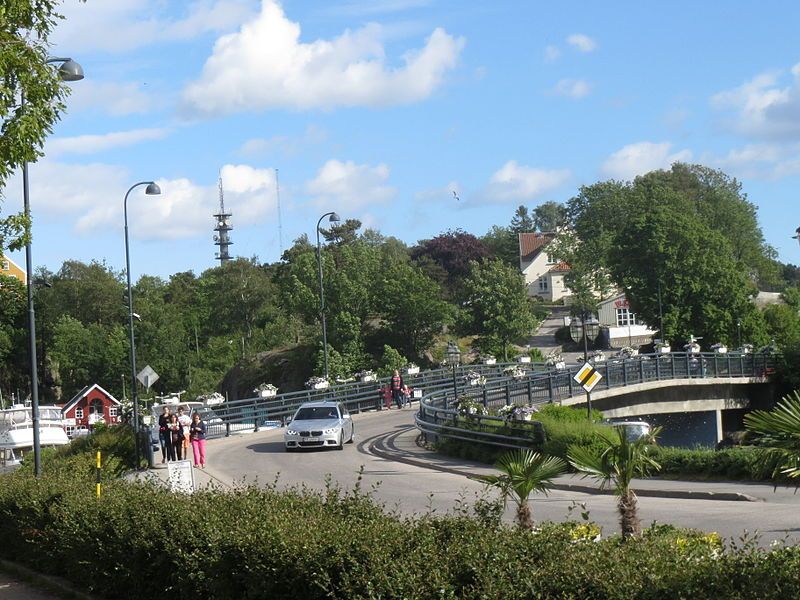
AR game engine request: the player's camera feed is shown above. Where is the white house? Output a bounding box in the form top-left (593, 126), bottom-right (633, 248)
top-left (519, 232), bottom-right (571, 302)
top-left (597, 293), bottom-right (657, 349)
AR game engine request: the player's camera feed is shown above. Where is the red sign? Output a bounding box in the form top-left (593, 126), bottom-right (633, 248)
top-left (614, 298), bottom-right (630, 308)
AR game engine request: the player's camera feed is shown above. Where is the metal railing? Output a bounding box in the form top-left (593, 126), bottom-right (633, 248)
top-left (415, 352), bottom-right (778, 450)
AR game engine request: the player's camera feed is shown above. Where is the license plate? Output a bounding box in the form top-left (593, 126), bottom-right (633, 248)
top-left (302, 437), bottom-right (314, 442)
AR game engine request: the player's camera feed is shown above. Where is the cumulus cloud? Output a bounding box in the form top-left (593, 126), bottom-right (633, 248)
top-left (711, 65), bottom-right (800, 139)
top-left (566, 33), bottom-right (596, 52)
top-left (13, 160), bottom-right (276, 240)
top-left (47, 128), bottom-right (170, 156)
top-left (481, 161), bottom-right (570, 203)
top-left (414, 181), bottom-right (461, 202)
top-left (66, 81), bottom-right (157, 117)
top-left (181, 0), bottom-right (465, 115)
top-left (52, 0), bottom-right (256, 53)
top-left (305, 159), bottom-right (395, 210)
top-left (704, 143), bottom-right (800, 179)
top-left (238, 125), bottom-right (328, 157)
top-left (552, 78), bottom-right (591, 98)
top-left (601, 142), bottom-right (692, 180)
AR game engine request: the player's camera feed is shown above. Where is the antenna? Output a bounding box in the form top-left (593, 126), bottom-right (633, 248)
top-left (275, 168), bottom-right (284, 255)
top-left (213, 171), bottom-right (234, 265)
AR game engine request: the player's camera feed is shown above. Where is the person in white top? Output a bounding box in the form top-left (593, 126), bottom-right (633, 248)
top-left (176, 406), bottom-right (192, 460)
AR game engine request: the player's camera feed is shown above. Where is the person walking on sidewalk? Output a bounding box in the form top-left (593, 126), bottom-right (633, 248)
top-left (158, 406), bottom-right (171, 463)
top-left (167, 414), bottom-right (183, 461)
top-left (390, 369), bottom-right (406, 408)
top-left (189, 412), bottom-right (207, 468)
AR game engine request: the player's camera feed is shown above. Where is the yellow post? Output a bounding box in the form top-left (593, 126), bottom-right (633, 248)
top-left (96, 451), bottom-right (101, 498)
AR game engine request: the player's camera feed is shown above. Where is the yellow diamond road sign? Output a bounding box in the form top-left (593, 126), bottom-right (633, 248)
top-left (573, 363), bottom-right (603, 393)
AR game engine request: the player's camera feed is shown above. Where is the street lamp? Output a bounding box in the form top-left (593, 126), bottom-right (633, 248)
top-left (315, 211), bottom-right (340, 381)
top-left (24, 56), bottom-right (84, 477)
top-left (446, 341), bottom-right (461, 405)
top-left (569, 311), bottom-right (600, 419)
top-left (124, 181), bottom-right (161, 468)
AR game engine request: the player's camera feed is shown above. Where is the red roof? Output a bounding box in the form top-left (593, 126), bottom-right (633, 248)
top-left (519, 232), bottom-right (555, 263)
top-left (549, 261), bottom-right (571, 272)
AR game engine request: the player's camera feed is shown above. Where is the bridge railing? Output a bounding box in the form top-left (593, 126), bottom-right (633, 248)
top-left (415, 352), bottom-right (778, 450)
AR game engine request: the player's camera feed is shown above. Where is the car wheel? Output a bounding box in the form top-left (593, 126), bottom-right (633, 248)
top-left (336, 432), bottom-right (344, 450)
top-left (347, 426), bottom-right (355, 443)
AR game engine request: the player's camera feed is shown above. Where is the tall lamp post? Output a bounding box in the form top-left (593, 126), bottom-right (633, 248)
top-left (569, 311), bottom-right (600, 419)
top-left (124, 181), bottom-right (161, 468)
top-left (25, 57), bottom-right (84, 477)
top-left (446, 341), bottom-right (461, 406)
top-left (315, 211), bottom-right (340, 381)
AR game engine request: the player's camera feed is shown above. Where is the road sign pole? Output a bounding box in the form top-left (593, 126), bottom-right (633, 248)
top-left (586, 390), bottom-right (592, 420)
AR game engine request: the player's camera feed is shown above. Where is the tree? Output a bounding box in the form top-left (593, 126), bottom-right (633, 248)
top-left (744, 391), bottom-right (800, 481)
top-left (411, 230), bottom-right (490, 297)
top-left (481, 225), bottom-right (518, 267)
top-left (461, 259), bottom-right (538, 360)
top-left (509, 205), bottom-right (534, 233)
top-left (568, 426), bottom-right (661, 539)
top-left (473, 449), bottom-right (566, 529)
top-left (0, 1), bottom-right (80, 252)
top-left (532, 201), bottom-right (567, 232)
top-left (319, 218), bottom-right (362, 246)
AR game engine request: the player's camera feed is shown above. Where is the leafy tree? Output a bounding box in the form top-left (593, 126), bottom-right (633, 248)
top-left (509, 205), bottom-right (534, 233)
top-left (762, 303), bottom-right (800, 350)
top-left (0, 274), bottom-right (27, 400)
top-left (481, 225), bottom-right (518, 267)
top-left (461, 259), bottom-right (538, 360)
top-left (319, 218), bottom-right (362, 246)
top-left (0, 0), bottom-right (81, 252)
top-left (744, 391), bottom-right (800, 481)
top-left (411, 230), bottom-right (490, 297)
top-left (474, 449), bottom-right (566, 529)
top-left (568, 426), bottom-right (661, 539)
top-left (532, 201), bottom-right (567, 232)
top-left (378, 345), bottom-right (407, 377)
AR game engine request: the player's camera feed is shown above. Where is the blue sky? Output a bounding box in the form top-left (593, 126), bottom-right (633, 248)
top-left (5, 0), bottom-right (800, 279)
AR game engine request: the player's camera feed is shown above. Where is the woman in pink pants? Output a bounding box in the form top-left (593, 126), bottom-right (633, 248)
top-left (189, 413), bottom-right (207, 468)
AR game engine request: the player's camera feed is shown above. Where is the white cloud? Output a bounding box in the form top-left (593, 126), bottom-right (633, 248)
top-left (47, 128), bottom-right (170, 156)
top-left (414, 180), bottom-right (461, 202)
top-left (13, 160), bottom-right (275, 241)
top-left (601, 142), bottom-right (692, 180)
top-left (704, 143), bottom-right (800, 179)
top-left (52, 0), bottom-right (256, 53)
top-left (566, 33), bottom-right (596, 52)
top-left (305, 159), bottom-right (395, 210)
top-left (66, 81), bottom-right (157, 117)
top-left (238, 125), bottom-right (328, 157)
top-left (552, 78), bottom-right (591, 98)
top-left (482, 161), bottom-right (570, 203)
top-left (711, 65), bottom-right (800, 139)
top-left (181, 0), bottom-right (465, 115)
top-left (544, 45), bottom-right (561, 62)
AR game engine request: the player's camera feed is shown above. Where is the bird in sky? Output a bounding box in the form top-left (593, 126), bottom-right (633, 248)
top-left (452, 190), bottom-right (460, 201)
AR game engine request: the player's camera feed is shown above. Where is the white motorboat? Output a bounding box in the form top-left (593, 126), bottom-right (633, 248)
top-left (0, 404), bottom-right (70, 467)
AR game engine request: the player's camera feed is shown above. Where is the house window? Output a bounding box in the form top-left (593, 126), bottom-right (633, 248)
top-left (546, 253), bottom-right (556, 265)
top-left (76, 408), bottom-right (84, 419)
top-left (1, 260), bottom-right (8, 271)
top-left (537, 276), bottom-right (549, 292)
top-left (615, 308), bottom-right (639, 327)
top-left (90, 399), bottom-right (103, 415)
top-left (109, 407), bottom-right (118, 418)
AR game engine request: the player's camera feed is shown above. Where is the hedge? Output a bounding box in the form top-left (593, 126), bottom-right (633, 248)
top-left (3, 453), bottom-right (800, 598)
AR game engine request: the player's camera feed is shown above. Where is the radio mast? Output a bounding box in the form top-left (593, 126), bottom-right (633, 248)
top-left (213, 175), bottom-right (233, 264)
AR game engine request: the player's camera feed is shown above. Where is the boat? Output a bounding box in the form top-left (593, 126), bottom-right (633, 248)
top-left (0, 404), bottom-right (70, 467)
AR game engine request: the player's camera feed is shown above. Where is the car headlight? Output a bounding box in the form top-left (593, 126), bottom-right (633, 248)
top-left (323, 427), bottom-right (339, 435)
top-left (285, 429), bottom-right (299, 436)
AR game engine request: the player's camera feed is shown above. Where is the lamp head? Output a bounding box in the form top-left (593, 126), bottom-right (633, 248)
top-left (56, 59), bottom-right (84, 82)
top-left (329, 212), bottom-right (341, 223)
top-left (145, 182), bottom-right (161, 195)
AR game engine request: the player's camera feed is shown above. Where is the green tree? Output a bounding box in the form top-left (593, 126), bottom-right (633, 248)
top-left (532, 201), bottom-right (567, 232)
top-left (481, 225), bottom-right (518, 267)
top-left (473, 449), bottom-right (566, 529)
top-left (462, 259), bottom-right (538, 360)
top-left (763, 303), bottom-right (800, 350)
top-left (0, 1), bottom-right (80, 252)
top-left (568, 426), bottom-right (661, 539)
top-left (0, 274), bottom-right (27, 400)
top-left (510, 205), bottom-right (534, 233)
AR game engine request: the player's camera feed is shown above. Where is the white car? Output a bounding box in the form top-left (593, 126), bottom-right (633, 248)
top-left (284, 401), bottom-right (354, 451)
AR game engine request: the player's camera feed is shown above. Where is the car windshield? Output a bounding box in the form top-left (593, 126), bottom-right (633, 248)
top-left (294, 406), bottom-right (339, 421)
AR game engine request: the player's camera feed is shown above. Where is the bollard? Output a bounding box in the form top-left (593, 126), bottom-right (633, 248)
top-left (226, 422), bottom-right (231, 437)
top-left (96, 451), bottom-right (102, 498)
top-left (255, 418), bottom-right (260, 432)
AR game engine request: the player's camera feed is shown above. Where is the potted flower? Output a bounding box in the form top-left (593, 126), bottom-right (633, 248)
top-left (481, 354), bottom-right (496, 365)
top-left (356, 369), bottom-right (377, 383)
top-left (654, 339), bottom-right (671, 355)
top-left (740, 343), bottom-right (753, 354)
top-left (305, 376), bottom-right (329, 390)
top-left (590, 349), bottom-right (606, 363)
top-left (710, 342), bottom-right (728, 354)
top-left (619, 346), bottom-right (639, 359)
top-left (503, 365), bottom-right (527, 379)
top-left (517, 354), bottom-right (532, 363)
top-left (404, 362), bottom-right (420, 375)
top-left (454, 397), bottom-right (487, 416)
top-left (498, 403), bottom-right (538, 421)
top-left (545, 350), bottom-right (566, 370)
top-left (253, 383), bottom-right (278, 398)
top-left (463, 371), bottom-right (486, 386)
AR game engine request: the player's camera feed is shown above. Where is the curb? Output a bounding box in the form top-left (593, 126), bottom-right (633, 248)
top-left (367, 428), bottom-right (762, 503)
top-left (0, 558), bottom-right (98, 600)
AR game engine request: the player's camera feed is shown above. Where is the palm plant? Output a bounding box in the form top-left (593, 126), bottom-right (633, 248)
top-left (473, 449), bottom-right (566, 529)
top-left (744, 390), bottom-right (800, 480)
top-left (568, 426), bottom-right (661, 539)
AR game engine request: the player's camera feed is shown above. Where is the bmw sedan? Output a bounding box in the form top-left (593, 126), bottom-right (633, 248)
top-left (284, 401), bottom-right (354, 451)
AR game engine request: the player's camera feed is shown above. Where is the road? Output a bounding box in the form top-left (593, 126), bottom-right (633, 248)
top-left (201, 408), bottom-right (800, 546)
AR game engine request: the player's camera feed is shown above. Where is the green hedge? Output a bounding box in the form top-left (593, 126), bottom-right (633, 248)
top-left (3, 464), bottom-right (800, 599)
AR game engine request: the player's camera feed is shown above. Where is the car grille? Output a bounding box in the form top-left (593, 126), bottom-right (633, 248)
top-left (299, 440), bottom-right (324, 447)
top-left (299, 431), bottom-right (324, 437)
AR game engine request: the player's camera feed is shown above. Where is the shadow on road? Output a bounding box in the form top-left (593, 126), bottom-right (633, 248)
top-left (246, 441), bottom-right (289, 454)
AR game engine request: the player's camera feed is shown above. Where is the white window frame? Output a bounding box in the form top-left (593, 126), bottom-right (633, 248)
top-left (537, 276), bottom-right (549, 292)
top-left (546, 253), bottom-right (556, 265)
top-left (615, 308), bottom-right (638, 327)
top-left (75, 408), bottom-right (84, 419)
top-left (109, 407), bottom-right (118, 418)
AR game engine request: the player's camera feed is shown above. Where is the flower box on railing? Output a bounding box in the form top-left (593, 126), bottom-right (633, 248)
top-left (517, 355), bottom-right (531, 363)
top-left (356, 371), bottom-right (377, 382)
top-left (711, 343), bottom-right (727, 354)
top-left (413, 389), bottom-right (423, 398)
top-left (404, 365), bottom-right (420, 375)
top-left (253, 384), bottom-right (278, 398)
top-left (481, 356), bottom-right (496, 365)
top-left (306, 377), bottom-right (329, 390)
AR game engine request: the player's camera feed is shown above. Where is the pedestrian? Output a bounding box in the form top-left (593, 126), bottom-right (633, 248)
top-left (390, 369), bottom-right (405, 409)
top-left (402, 384), bottom-right (412, 408)
top-left (177, 407), bottom-right (192, 463)
top-left (189, 412), bottom-right (207, 469)
top-left (158, 406), bottom-right (171, 463)
top-left (168, 414), bottom-right (183, 461)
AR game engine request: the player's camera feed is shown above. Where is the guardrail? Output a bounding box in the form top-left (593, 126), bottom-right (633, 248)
top-left (200, 361), bottom-right (548, 438)
top-left (414, 352), bottom-right (778, 450)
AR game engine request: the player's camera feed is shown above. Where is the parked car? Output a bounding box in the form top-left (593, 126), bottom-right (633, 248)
top-left (284, 401), bottom-right (354, 451)
top-left (608, 420), bottom-right (652, 442)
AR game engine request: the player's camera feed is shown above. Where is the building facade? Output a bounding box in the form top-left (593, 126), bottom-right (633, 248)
top-left (0, 254), bottom-right (26, 284)
top-left (597, 293), bottom-right (657, 349)
top-left (518, 232), bottom-right (571, 302)
top-left (61, 384), bottom-right (121, 436)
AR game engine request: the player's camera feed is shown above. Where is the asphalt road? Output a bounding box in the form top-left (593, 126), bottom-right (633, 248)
top-left (203, 408), bottom-right (800, 547)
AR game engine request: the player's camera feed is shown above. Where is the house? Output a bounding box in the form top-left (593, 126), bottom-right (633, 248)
top-left (0, 254), bottom-right (26, 285)
top-left (518, 232), bottom-right (571, 302)
top-left (61, 384), bottom-right (121, 436)
top-left (597, 293), bottom-right (657, 349)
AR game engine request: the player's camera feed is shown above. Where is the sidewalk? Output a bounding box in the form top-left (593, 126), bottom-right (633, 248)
top-left (369, 425), bottom-right (800, 504)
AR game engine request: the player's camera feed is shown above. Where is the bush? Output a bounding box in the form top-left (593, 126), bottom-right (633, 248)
top-left (652, 446), bottom-right (772, 481)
